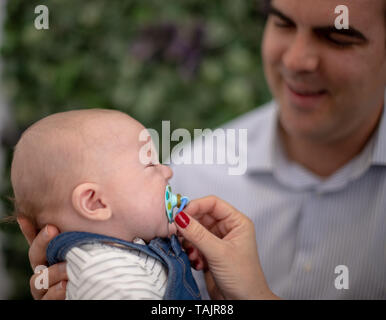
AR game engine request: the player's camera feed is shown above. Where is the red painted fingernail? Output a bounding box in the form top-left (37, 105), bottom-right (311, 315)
top-left (175, 211), bottom-right (190, 229)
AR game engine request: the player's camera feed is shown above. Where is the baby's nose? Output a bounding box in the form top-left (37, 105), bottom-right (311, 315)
top-left (161, 165), bottom-right (173, 180)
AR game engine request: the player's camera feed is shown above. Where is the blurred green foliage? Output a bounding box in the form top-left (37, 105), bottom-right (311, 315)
top-left (0, 0), bottom-right (270, 299)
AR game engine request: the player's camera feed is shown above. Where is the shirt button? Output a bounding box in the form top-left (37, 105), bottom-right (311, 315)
top-left (303, 262), bottom-right (312, 272)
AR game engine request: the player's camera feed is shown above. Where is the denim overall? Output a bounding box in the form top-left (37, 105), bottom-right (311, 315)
top-left (47, 232), bottom-right (202, 300)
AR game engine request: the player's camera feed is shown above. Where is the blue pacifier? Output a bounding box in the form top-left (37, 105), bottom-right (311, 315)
top-left (165, 185), bottom-right (189, 223)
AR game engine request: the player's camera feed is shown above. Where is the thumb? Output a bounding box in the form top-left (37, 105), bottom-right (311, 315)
top-left (17, 216), bottom-right (37, 246)
top-left (174, 211), bottom-right (222, 260)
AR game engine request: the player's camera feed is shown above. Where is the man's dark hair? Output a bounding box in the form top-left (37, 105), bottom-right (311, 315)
top-left (259, 0), bottom-right (386, 24)
top-left (258, 0), bottom-right (271, 20)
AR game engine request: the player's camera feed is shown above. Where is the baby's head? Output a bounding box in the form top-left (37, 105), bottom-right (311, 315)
top-left (11, 109), bottom-right (175, 242)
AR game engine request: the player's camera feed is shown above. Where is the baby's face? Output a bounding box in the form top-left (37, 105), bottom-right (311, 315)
top-left (99, 117), bottom-right (176, 241)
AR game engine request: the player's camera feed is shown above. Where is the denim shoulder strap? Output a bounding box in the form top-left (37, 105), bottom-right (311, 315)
top-left (46, 231), bottom-right (162, 266)
top-left (149, 235), bottom-right (202, 300)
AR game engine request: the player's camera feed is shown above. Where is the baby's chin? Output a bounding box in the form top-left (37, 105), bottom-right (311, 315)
top-left (167, 222), bottom-right (177, 237)
top-left (151, 219), bottom-right (177, 239)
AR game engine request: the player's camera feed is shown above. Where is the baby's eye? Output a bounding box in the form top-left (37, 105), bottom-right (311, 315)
top-left (146, 163), bottom-right (156, 168)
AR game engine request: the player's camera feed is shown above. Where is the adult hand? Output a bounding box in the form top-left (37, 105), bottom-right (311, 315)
top-left (174, 196), bottom-right (279, 300)
top-left (17, 217), bottom-right (68, 300)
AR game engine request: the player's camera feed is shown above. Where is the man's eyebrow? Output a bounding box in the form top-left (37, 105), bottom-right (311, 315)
top-left (314, 26), bottom-right (368, 43)
top-left (267, 5), bottom-right (295, 25)
top-left (267, 4), bottom-right (368, 43)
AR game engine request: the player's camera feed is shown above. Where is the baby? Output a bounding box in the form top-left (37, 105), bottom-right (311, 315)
top-left (10, 108), bottom-right (201, 300)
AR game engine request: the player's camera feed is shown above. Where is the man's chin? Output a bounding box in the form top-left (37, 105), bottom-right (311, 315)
top-left (279, 106), bottom-right (331, 139)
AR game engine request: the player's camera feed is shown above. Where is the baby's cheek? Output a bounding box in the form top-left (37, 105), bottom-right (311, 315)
top-left (146, 206), bottom-right (167, 233)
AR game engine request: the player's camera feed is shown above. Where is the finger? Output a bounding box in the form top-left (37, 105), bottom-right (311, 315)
top-left (174, 211), bottom-right (224, 261)
top-left (17, 217), bottom-right (37, 246)
top-left (187, 247), bottom-right (199, 261)
top-left (204, 271), bottom-right (225, 300)
top-left (28, 225), bottom-right (60, 270)
top-left (184, 195), bottom-right (239, 221)
top-left (188, 254), bottom-right (206, 271)
top-left (183, 196), bottom-right (245, 237)
top-left (193, 258), bottom-right (205, 271)
top-left (181, 238), bottom-right (195, 252)
top-left (197, 251), bottom-right (208, 271)
top-left (181, 236), bottom-right (205, 258)
top-left (183, 242), bottom-right (207, 271)
top-left (41, 281), bottom-right (67, 300)
top-left (30, 262), bottom-right (68, 299)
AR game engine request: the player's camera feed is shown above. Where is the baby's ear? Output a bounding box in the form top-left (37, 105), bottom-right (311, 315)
top-left (72, 183), bottom-right (112, 221)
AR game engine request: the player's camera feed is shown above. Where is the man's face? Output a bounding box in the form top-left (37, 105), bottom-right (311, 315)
top-left (262, 0), bottom-right (386, 142)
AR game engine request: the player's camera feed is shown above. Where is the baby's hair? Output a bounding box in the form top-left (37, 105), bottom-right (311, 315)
top-left (9, 125), bottom-right (54, 229)
top-left (0, 183), bottom-right (39, 229)
top-left (0, 196), bottom-right (36, 235)
top-left (7, 108), bottom-right (133, 230)
top-left (0, 196), bottom-right (17, 224)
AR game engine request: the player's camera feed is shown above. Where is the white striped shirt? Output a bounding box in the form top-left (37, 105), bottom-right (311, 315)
top-left (65, 238), bottom-right (168, 300)
top-left (171, 92), bottom-right (386, 299)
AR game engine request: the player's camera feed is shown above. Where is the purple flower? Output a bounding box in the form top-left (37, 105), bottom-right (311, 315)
top-left (130, 22), bottom-right (206, 79)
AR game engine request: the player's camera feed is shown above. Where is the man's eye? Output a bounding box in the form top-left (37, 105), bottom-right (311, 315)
top-left (275, 22), bottom-right (292, 28)
top-left (272, 17), bottom-right (294, 29)
top-left (325, 34), bottom-right (354, 47)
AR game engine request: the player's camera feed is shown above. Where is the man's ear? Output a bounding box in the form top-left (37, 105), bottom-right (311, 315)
top-left (72, 183), bottom-right (112, 221)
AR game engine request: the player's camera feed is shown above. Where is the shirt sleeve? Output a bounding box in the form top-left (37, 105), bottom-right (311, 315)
top-left (65, 244), bottom-right (167, 300)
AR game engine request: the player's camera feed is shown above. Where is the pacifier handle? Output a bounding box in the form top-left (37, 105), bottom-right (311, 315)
top-left (165, 185), bottom-right (189, 223)
top-left (174, 196), bottom-right (189, 220)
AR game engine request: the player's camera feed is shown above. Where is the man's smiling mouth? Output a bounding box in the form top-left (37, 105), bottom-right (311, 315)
top-left (284, 81), bottom-right (328, 110)
top-left (287, 82), bottom-right (328, 96)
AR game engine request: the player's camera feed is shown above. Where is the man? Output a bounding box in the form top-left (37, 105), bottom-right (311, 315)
top-left (20, 0), bottom-right (386, 299)
top-left (172, 0), bottom-right (386, 299)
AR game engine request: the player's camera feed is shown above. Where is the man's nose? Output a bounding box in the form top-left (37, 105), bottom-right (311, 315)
top-left (161, 164), bottom-right (173, 180)
top-left (282, 32), bottom-right (319, 73)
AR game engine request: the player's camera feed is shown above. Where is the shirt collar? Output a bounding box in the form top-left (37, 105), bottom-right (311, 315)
top-left (371, 88), bottom-right (386, 166)
top-left (247, 89), bottom-right (386, 188)
top-left (246, 101), bottom-right (279, 173)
